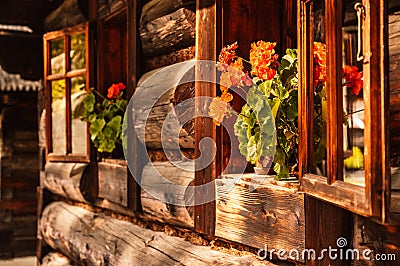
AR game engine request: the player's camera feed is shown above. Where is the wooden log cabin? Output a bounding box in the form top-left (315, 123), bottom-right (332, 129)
top-left (1, 0), bottom-right (400, 265)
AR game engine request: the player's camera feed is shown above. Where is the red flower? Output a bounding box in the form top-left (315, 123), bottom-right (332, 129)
top-left (107, 82), bottom-right (126, 99)
top-left (217, 42), bottom-right (239, 71)
top-left (343, 65), bottom-right (363, 95)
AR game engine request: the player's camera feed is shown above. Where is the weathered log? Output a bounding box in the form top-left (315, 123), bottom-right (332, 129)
top-left (141, 161), bottom-right (194, 227)
top-left (42, 252), bottom-right (73, 266)
top-left (144, 46), bottom-right (196, 72)
top-left (43, 162), bottom-right (91, 203)
top-left (140, 3), bottom-right (195, 56)
top-left (134, 61), bottom-right (195, 150)
top-left (98, 161), bottom-right (128, 207)
top-left (140, 0), bottom-right (195, 25)
top-left (44, 0), bottom-right (87, 32)
top-left (40, 201), bottom-right (273, 266)
top-left (98, 0), bottom-right (126, 20)
top-left (215, 174), bottom-right (305, 262)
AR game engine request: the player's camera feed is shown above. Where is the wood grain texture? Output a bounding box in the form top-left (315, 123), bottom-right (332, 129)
top-left (127, 0), bottom-right (143, 212)
top-left (141, 161), bottom-right (194, 228)
top-left (194, 0), bottom-right (217, 235)
top-left (325, 0), bottom-right (343, 183)
top-left (98, 161), bottom-right (128, 207)
top-left (134, 63), bottom-right (195, 150)
top-left (215, 175), bottom-right (304, 261)
top-left (43, 162), bottom-right (89, 203)
top-left (140, 0), bottom-right (195, 25)
top-left (140, 7), bottom-right (195, 56)
top-left (144, 46), bottom-right (196, 72)
top-left (40, 201), bottom-right (276, 266)
top-left (305, 196), bottom-right (353, 266)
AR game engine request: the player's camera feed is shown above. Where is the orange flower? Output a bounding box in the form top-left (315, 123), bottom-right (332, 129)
top-left (107, 82), bottom-right (126, 99)
top-left (249, 41), bottom-right (279, 80)
top-left (313, 42), bottom-right (327, 91)
top-left (343, 65), bottom-right (363, 95)
top-left (220, 91), bottom-right (233, 103)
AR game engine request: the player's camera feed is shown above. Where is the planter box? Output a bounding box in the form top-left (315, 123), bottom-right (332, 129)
top-left (215, 174), bottom-right (305, 261)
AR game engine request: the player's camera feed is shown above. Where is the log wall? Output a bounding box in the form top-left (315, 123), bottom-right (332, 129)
top-left (0, 93), bottom-right (39, 258)
top-left (40, 201), bottom-right (273, 266)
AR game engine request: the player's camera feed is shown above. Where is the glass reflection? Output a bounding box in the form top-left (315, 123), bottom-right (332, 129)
top-left (342, 0), bottom-right (365, 186)
top-left (50, 38), bottom-right (65, 75)
top-left (71, 76), bottom-right (87, 154)
top-left (313, 0), bottom-right (328, 176)
top-left (71, 33), bottom-right (86, 71)
top-left (51, 80), bottom-right (66, 154)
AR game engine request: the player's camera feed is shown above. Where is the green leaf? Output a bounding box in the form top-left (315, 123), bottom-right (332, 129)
top-left (89, 118), bottom-right (106, 141)
top-left (270, 98), bottom-right (281, 118)
top-left (83, 93), bottom-right (95, 113)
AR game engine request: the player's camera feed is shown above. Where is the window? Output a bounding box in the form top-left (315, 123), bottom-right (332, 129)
top-left (44, 23), bottom-right (92, 162)
top-left (298, 0), bottom-right (389, 221)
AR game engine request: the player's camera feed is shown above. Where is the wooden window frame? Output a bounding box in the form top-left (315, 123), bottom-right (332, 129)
top-left (44, 22), bottom-right (92, 162)
top-left (298, 0), bottom-right (390, 221)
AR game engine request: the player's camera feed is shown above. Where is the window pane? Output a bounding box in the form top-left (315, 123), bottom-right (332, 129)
top-left (50, 38), bottom-right (65, 75)
top-left (313, 0), bottom-right (328, 176)
top-left (342, 0), bottom-right (365, 186)
top-left (51, 80), bottom-right (66, 154)
top-left (71, 76), bottom-right (87, 154)
top-left (71, 32), bottom-right (86, 71)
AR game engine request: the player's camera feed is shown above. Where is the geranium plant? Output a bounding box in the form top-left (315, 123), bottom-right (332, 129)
top-left (209, 41), bottom-right (300, 179)
top-left (81, 82), bottom-right (127, 154)
top-left (209, 41), bottom-right (333, 179)
top-left (209, 41), bottom-right (363, 179)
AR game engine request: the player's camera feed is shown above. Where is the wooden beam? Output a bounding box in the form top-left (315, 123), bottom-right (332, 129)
top-left (305, 196), bottom-right (353, 266)
top-left (194, 0), bottom-right (217, 235)
top-left (127, 0), bottom-right (143, 212)
top-left (325, 0), bottom-right (343, 184)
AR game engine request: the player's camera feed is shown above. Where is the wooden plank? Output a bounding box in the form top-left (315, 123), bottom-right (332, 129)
top-left (301, 174), bottom-right (369, 215)
top-left (194, 0), bottom-right (217, 235)
top-left (98, 161), bottom-right (128, 206)
top-left (325, 0), bottom-right (343, 183)
top-left (127, 0), bottom-right (143, 212)
top-left (363, 0), bottom-right (389, 221)
top-left (305, 196), bottom-right (353, 266)
top-left (298, 0), bottom-right (316, 177)
top-left (215, 175), bottom-right (304, 262)
top-left (40, 201), bottom-right (278, 266)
